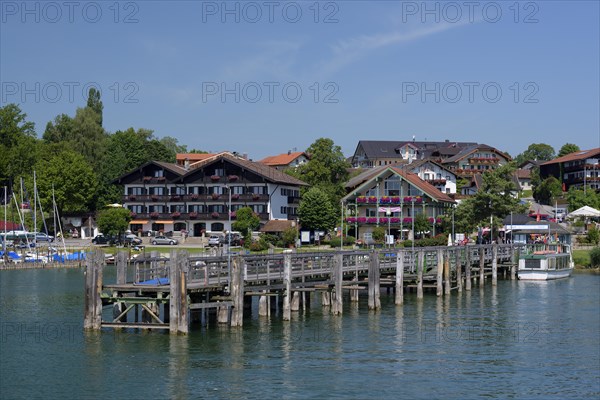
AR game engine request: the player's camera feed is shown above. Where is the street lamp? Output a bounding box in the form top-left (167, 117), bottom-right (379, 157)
top-left (386, 206), bottom-right (391, 248)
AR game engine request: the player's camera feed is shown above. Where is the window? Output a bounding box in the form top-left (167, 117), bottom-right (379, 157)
top-left (149, 187), bottom-right (164, 195)
top-left (171, 187), bottom-right (186, 195)
top-left (214, 168), bottom-right (224, 177)
top-left (209, 186), bottom-right (223, 195)
top-left (154, 170), bottom-right (164, 178)
top-left (128, 187), bottom-right (145, 195)
top-left (232, 186), bottom-right (245, 194)
top-left (129, 205), bottom-right (143, 213)
top-left (188, 205), bottom-right (205, 213)
top-left (209, 205), bottom-right (225, 213)
top-left (171, 205), bottom-right (185, 213)
top-left (253, 204), bottom-right (266, 214)
top-left (366, 208), bottom-right (377, 217)
top-left (249, 186), bottom-right (267, 194)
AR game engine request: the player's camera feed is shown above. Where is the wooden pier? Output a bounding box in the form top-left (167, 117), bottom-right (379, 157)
top-left (83, 244), bottom-right (518, 334)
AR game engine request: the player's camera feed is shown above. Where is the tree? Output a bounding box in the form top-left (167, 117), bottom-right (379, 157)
top-left (514, 143), bottom-right (555, 165)
top-left (533, 176), bottom-right (563, 205)
top-left (281, 226), bottom-right (298, 247)
top-left (414, 214), bottom-right (431, 237)
top-left (43, 114), bottom-right (75, 143)
top-left (86, 88), bottom-right (104, 127)
top-left (298, 187), bottom-right (337, 232)
top-left (232, 207), bottom-right (260, 244)
top-left (32, 149), bottom-right (98, 215)
top-left (286, 137), bottom-right (350, 205)
top-left (97, 207), bottom-right (131, 236)
top-left (0, 104), bottom-right (38, 187)
top-left (558, 143), bottom-right (580, 158)
top-left (567, 188), bottom-right (600, 211)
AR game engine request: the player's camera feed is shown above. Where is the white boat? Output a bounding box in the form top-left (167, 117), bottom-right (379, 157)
top-left (518, 244), bottom-right (574, 280)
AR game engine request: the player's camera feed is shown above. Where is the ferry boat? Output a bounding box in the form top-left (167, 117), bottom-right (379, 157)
top-left (518, 244), bottom-right (574, 280)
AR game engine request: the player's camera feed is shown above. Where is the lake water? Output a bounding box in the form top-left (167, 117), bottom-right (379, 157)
top-left (1, 267), bottom-right (599, 399)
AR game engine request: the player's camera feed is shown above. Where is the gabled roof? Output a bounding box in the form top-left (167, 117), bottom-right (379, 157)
top-left (442, 144), bottom-right (511, 164)
top-left (541, 148), bottom-right (600, 165)
top-left (515, 169), bottom-right (531, 179)
top-left (260, 219), bottom-right (296, 233)
top-left (399, 159), bottom-right (456, 176)
top-left (343, 166), bottom-right (455, 204)
top-left (461, 173), bottom-right (484, 190)
top-left (187, 152), bottom-right (308, 186)
top-left (258, 152), bottom-right (308, 166)
top-left (354, 141), bottom-right (404, 159)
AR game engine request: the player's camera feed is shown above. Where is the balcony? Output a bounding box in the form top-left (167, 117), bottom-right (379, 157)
top-left (131, 212), bottom-right (271, 221)
top-left (141, 176), bottom-right (167, 184)
top-left (468, 157), bottom-right (499, 164)
top-left (124, 193), bottom-right (270, 203)
top-left (425, 178), bottom-right (447, 185)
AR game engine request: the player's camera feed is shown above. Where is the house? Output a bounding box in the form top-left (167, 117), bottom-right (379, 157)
top-left (460, 174), bottom-right (484, 196)
top-left (539, 148), bottom-right (600, 192)
top-left (515, 169), bottom-right (532, 192)
top-left (441, 144), bottom-right (511, 179)
top-left (399, 159), bottom-right (458, 194)
top-left (350, 139), bottom-right (478, 168)
top-left (342, 166), bottom-right (455, 242)
top-left (114, 152), bottom-right (308, 237)
top-left (258, 151), bottom-right (310, 171)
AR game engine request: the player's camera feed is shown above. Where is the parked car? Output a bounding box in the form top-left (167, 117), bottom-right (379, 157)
top-left (92, 234), bottom-right (120, 246)
top-left (208, 235), bottom-right (222, 246)
top-left (34, 232), bottom-right (54, 242)
top-left (124, 234), bottom-right (142, 246)
top-left (151, 235), bottom-right (178, 246)
top-left (220, 233), bottom-right (242, 246)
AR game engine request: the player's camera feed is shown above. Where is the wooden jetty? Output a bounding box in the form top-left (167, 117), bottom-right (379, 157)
top-left (83, 244), bottom-right (518, 334)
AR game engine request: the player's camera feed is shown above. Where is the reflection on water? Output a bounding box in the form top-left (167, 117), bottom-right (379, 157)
top-left (1, 269), bottom-right (599, 399)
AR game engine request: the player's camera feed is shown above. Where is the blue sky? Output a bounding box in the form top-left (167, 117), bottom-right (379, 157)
top-left (1, 0), bottom-right (599, 160)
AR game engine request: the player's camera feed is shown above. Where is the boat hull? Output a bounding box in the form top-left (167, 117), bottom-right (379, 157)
top-left (518, 268), bottom-right (573, 280)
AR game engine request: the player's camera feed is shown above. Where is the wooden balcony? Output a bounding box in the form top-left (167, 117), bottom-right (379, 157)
top-left (123, 193), bottom-right (270, 203)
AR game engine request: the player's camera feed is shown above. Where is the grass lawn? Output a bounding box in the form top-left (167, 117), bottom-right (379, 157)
top-left (573, 249), bottom-right (591, 268)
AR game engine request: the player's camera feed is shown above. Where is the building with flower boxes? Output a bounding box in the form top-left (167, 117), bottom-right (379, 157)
top-left (343, 166), bottom-right (455, 242)
top-left (114, 152), bottom-right (307, 236)
top-left (440, 144), bottom-right (511, 179)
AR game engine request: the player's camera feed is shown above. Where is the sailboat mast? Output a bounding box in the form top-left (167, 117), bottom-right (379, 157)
top-left (33, 171), bottom-right (37, 247)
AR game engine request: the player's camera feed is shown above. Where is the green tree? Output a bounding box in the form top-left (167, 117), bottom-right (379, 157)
top-left (514, 143), bottom-right (555, 165)
top-left (86, 88), bottom-right (104, 126)
top-left (298, 187), bottom-right (337, 232)
top-left (533, 176), bottom-right (563, 205)
top-left (372, 226), bottom-right (386, 242)
top-left (281, 226), bottom-right (299, 247)
top-left (286, 137), bottom-right (350, 205)
top-left (0, 104), bottom-right (38, 187)
top-left (159, 136), bottom-right (187, 157)
top-left (232, 207), bottom-right (260, 244)
top-left (558, 143), bottom-right (580, 158)
top-left (43, 114), bottom-right (75, 143)
top-left (567, 188), bottom-right (600, 211)
top-left (587, 227), bottom-right (599, 246)
top-left (97, 207), bottom-right (131, 236)
top-left (32, 149), bottom-right (98, 215)
top-left (414, 214), bottom-right (431, 237)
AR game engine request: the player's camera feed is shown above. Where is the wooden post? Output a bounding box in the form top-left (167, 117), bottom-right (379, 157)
top-left (436, 249), bottom-right (443, 296)
top-left (444, 250), bottom-right (451, 295)
top-left (230, 256), bottom-right (245, 327)
top-left (169, 250), bottom-right (189, 334)
top-left (465, 247), bottom-right (472, 291)
top-left (368, 252), bottom-right (381, 310)
top-left (492, 244), bottom-right (498, 286)
top-left (291, 292), bottom-right (300, 311)
top-left (258, 291), bottom-right (269, 316)
top-left (395, 250), bottom-right (404, 305)
top-left (84, 249), bottom-right (103, 330)
top-left (456, 248), bottom-right (463, 293)
top-left (510, 246), bottom-right (517, 280)
top-left (321, 291), bottom-right (331, 307)
top-left (332, 253), bottom-right (343, 315)
top-left (417, 250), bottom-right (424, 299)
top-left (283, 251), bottom-right (292, 321)
top-left (116, 251), bottom-right (127, 284)
top-left (479, 247), bottom-right (485, 284)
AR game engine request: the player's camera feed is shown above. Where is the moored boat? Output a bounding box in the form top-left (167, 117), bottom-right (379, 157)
top-left (518, 244), bottom-right (574, 280)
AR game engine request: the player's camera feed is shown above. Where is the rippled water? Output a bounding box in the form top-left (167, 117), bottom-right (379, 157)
top-left (1, 267), bottom-right (599, 399)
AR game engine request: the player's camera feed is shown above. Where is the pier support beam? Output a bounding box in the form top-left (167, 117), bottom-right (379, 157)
top-left (465, 247), bottom-right (472, 291)
top-left (169, 251), bottom-right (189, 334)
top-left (368, 252), bottom-right (381, 310)
top-left (444, 250), bottom-right (451, 295)
top-left (436, 249), bottom-right (443, 296)
top-left (417, 250), bottom-right (424, 299)
top-left (84, 249), bottom-right (104, 330)
top-left (283, 251), bottom-right (292, 321)
top-left (332, 253), bottom-right (343, 315)
top-left (291, 292), bottom-right (300, 311)
top-left (492, 244), bottom-right (498, 286)
top-left (321, 291), bottom-right (331, 307)
top-left (230, 256), bottom-right (245, 327)
top-left (510, 246), bottom-right (517, 280)
top-left (395, 250), bottom-right (404, 305)
top-left (479, 247), bottom-right (485, 284)
top-left (258, 292), bottom-right (269, 317)
top-left (456, 249), bottom-right (463, 293)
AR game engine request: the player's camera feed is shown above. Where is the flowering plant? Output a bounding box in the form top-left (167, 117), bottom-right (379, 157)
top-left (380, 196), bottom-right (391, 204)
top-left (356, 196), bottom-right (367, 203)
top-left (367, 196), bottom-right (378, 203)
top-left (211, 212), bottom-right (220, 218)
top-left (189, 212), bottom-right (198, 219)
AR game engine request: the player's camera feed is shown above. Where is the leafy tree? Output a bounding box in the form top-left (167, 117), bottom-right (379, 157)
top-left (159, 136), bottom-right (187, 157)
top-left (298, 187), bottom-right (337, 232)
top-left (372, 226), bottom-right (386, 242)
top-left (232, 207), bottom-right (260, 244)
top-left (281, 226), bottom-right (298, 247)
top-left (0, 104), bottom-right (37, 187)
top-left (558, 143), bottom-right (580, 158)
top-left (533, 176), bottom-right (563, 205)
top-left (567, 188), bottom-right (600, 211)
top-left (514, 143), bottom-right (555, 165)
top-left (86, 88), bottom-right (103, 126)
top-left (32, 149), bottom-right (98, 215)
top-left (414, 214), bottom-right (431, 236)
top-left (43, 114), bottom-right (75, 143)
top-left (97, 207), bottom-right (131, 236)
top-left (286, 137), bottom-right (350, 205)
top-left (452, 198), bottom-right (478, 236)
top-left (587, 227), bottom-right (599, 246)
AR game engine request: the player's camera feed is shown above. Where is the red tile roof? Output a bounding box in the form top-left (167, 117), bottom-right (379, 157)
top-left (259, 152), bottom-right (307, 166)
top-left (390, 167), bottom-right (455, 203)
top-left (541, 148), bottom-right (600, 165)
top-left (176, 153), bottom-right (217, 164)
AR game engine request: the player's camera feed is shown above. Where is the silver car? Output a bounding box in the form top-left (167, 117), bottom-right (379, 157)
top-left (151, 235), bottom-right (178, 245)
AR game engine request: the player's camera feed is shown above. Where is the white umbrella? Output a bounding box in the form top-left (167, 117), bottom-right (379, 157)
top-left (567, 206), bottom-right (600, 218)
top-left (447, 233), bottom-right (453, 246)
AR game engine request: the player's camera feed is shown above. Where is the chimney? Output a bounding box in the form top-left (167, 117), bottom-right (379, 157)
top-left (288, 150), bottom-right (291, 155)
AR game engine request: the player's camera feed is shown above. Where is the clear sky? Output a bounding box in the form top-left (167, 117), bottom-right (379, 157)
top-left (1, 0), bottom-right (599, 160)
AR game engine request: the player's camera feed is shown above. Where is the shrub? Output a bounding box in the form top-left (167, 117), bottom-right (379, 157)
top-left (248, 238), bottom-right (269, 252)
top-left (329, 236), bottom-right (356, 248)
top-left (591, 247), bottom-right (600, 268)
top-left (587, 227), bottom-right (599, 246)
top-left (372, 226), bottom-right (386, 242)
top-left (282, 227), bottom-right (298, 247)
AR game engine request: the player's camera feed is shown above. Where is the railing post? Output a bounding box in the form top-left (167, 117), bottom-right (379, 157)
top-left (465, 247), bottom-right (472, 291)
top-left (283, 251), bottom-right (292, 321)
top-left (479, 247), bottom-right (485, 284)
top-left (169, 250), bottom-right (189, 334)
top-left (456, 248), bottom-right (463, 293)
top-left (368, 252), bottom-right (381, 310)
top-left (84, 249), bottom-right (103, 331)
top-left (417, 250), bottom-right (424, 299)
top-left (332, 253), bottom-right (343, 315)
top-left (230, 256), bottom-right (245, 327)
top-left (444, 250), bottom-right (451, 295)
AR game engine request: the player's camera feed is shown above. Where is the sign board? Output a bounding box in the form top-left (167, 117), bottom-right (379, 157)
top-left (301, 231), bottom-right (311, 243)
